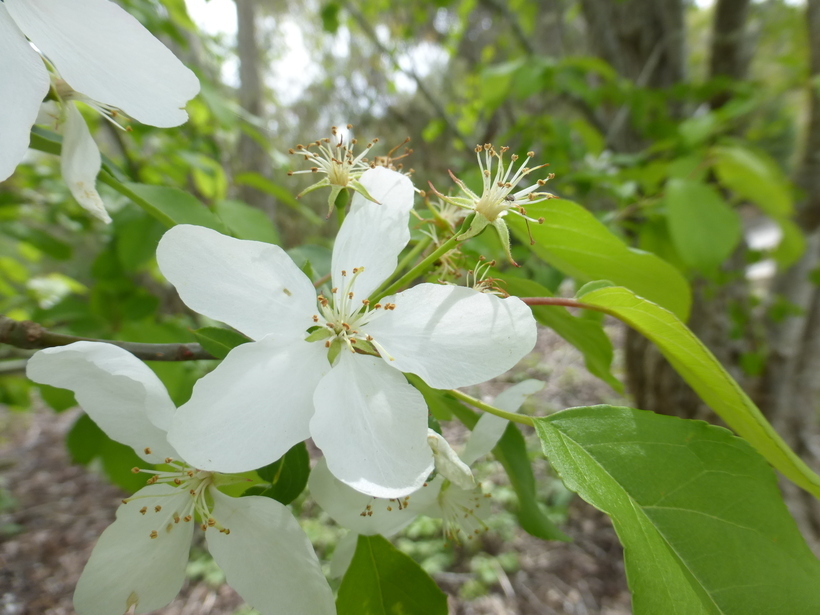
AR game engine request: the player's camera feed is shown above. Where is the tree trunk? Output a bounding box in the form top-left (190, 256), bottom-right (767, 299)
top-left (235, 0), bottom-right (277, 221)
top-left (760, 0), bottom-right (820, 551)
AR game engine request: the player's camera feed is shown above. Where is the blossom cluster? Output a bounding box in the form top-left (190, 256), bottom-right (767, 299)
top-left (27, 164), bottom-right (545, 614)
top-left (9, 4), bottom-right (558, 614)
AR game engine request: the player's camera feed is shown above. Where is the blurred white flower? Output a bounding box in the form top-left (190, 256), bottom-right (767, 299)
top-left (0, 0), bottom-right (200, 221)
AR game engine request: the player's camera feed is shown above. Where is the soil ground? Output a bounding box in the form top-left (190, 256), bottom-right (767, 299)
top-left (0, 326), bottom-right (632, 614)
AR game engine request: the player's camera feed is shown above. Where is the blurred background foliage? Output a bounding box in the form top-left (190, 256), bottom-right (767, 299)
top-left (3, 0), bottom-right (820, 550)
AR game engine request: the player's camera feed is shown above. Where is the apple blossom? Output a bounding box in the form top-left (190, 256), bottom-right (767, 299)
top-left (310, 380), bottom-right (546, 575)
top-left (26, 342), bottom-right (334, 615)
top-left (430, 143), bottom-right (557, 265)
top-left (288, 125), bottom-right (379, 217)
top-left (0, 0), bottom-right (200, 220)
top-left (155, 167), bottom-right (537, 499)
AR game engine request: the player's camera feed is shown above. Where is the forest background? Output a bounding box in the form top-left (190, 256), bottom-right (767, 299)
top-left (2, 0), bottom-right (820, 613)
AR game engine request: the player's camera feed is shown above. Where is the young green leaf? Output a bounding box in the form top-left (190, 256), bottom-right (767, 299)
top-left (250, 442), bottom-right (310, 506)
top-left (336, 534), bottom-right (448, 615)
top-left (509, 200), bottom-right (691, 320)
top-left (577, 285), bottom-right (820, 499)
top-left (116, 182), bottom-right (229, 232)
top-left (214, 199), bottom-right (280, 244)
top-left (711, 144), bottom-right (793, 217)
top-left (664, 178), bottom-right (742, 273)
top-left (535, 405), bottom-right (820, 614)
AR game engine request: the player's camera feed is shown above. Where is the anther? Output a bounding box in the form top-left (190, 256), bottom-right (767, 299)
top-left (154, 505), bottom-right (162, 513)
top-left (139, 507), bottom-right (148, 515)
top-left (150, 530), bottom-right (158, 539)
top-left (144, 447), bottom-right (152, 455)
top-left (131, 467), bottom-right (140, 474)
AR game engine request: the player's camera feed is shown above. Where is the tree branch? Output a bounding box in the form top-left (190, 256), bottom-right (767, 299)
top-left (342, 1), bottom-right (470, 145)
top-left (0, 316), bottom-right (216, 361)
top-left (796, 0), bottom-right (820, 232)
top-left (519, 297), bottom-right (607, 313)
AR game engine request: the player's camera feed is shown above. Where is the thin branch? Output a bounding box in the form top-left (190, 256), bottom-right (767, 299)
top-left (479, 0), bottom-right (535, 56)
top-left (0, 315), bottom-right (216, 361)
top-left (342, 1), bottom-right (470, 145)
top-left (519, 296), bottom-right (607, 313)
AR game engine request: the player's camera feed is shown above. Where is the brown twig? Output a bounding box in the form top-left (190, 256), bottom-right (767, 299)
top-left (519, 297), bottom-right (607, 313)
top-left (0, 315), bottom-right (216, 362)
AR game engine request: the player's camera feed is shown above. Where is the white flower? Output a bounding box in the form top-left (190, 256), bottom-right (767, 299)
top-left (155, 167), bottom-right (537, 499)
top-left (288, 124), bottom-right (379, 217)
top-left (0, 0), bottom-right (200, 220)
top-left (309, 380), bottom-right (545, 574)
top-left (26, 342), bottom-right (334, 615)
top-left (430, 143), bottom-right (556, 265)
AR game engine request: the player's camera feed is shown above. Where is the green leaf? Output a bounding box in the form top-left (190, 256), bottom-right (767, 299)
top-left (2, 223), bottom-right (72, 260)
top-left (711, 144), bottom-right (793, 217)
top-left (234, 172), bottom-right (323, 225)
top-left (37, 383), bottom-right (76, 412)
top-left (320, 2), bottom-right (341, 33)
top-left (406, 374), bottom-right (458, 421)
top-left (772, 218), bottom-right (806, 268)
top-left (192, 326), bottom-right (251, 360)
top-left (577, 285), bottom-right (820, 499)
top-left (214, 199), bottom-right (280, 244)
top-left (480, 59), bottom-right (524, 111)
top-left (505, 277), bottom-right (621, 391)
top-left (252, 442), bottom-right (310, 505)
top-left (111, 181), bottom-right (228, 232)
top-left (114, 211), bottom-right (165, 272)
top-left (535, 406), bottom-right (820, 614)
top-left (336, 535), bottom-right (448, 615)
top-left (509, 201), bottom-right (691, 320)
top-left (66, 414), bottom-right (104, 465)
top-left (494, 422), bottom-right (570, 542)
top-left (664, 178), bottom-right (742, 273)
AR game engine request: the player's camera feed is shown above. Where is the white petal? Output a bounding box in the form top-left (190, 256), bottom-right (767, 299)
top-left (309, 457), bottom-right (435, 536)
top-left (26, 342), bottom-right (177, 464)
top-left (36, 100), bottom-right (61, 127)
top-left (331, 167), bottom-right (415, 299)
top-left (368, 284), bottom-right (537, 389)
top-left (0, 5), bottom-right (50, 181)
top-left (62, 102), bottom-right (110, 223)
top-left (6, 0), bottom-right (199, 127)
top-left (168, 337), bottom-right (328, 473)
top-left (328, 531), bottom-right (358, 579)
top-left (311, 352), bottom-right (433, 498)
top-left (427, 430), bottom-right (475, 490)
top-left (73, 484), bottom-right (194, 615)
top-left (156, 225), bottom-right (316, 341)
top-left (461, 379), bottom-right (545, 465)
top-left (206, 490), bottom-right (335, 615)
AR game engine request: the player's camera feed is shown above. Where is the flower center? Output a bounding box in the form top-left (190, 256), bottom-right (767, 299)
top-left (438, 481), bottom-right (491, 543)
top-left (307, 267), bottom-right (395, 363)
top-left (288, 125), bottom-right (377, 188)
top-left (473, 145), bottom-right (553, 222)
top-left (125, 450), bottom-right (230, 539)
